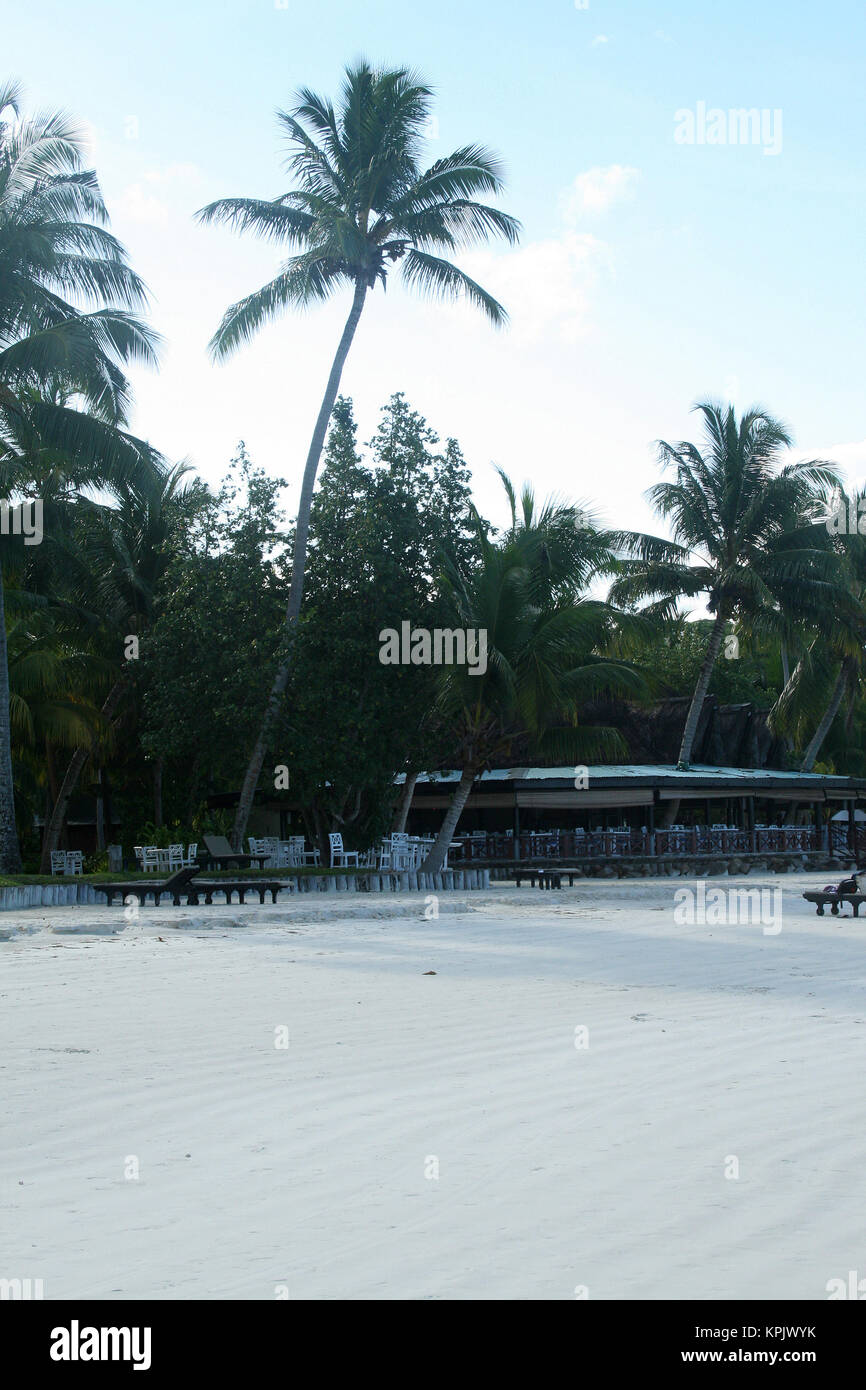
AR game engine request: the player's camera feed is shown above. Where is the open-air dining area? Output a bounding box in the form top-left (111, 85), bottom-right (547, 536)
top-left (448, 822), bottom-right (851, 863)
top-left (246, 833), bottom-right (446, 872)
top-left (403, 764), bottom-right (866, 869)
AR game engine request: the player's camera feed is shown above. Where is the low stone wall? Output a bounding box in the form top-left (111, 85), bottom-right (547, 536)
top-left (0, 868), bottom-right (491, 912)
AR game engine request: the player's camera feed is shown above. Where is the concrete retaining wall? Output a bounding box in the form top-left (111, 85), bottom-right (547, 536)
top-left (0, 883), bottom-right (106, 911)
top-left (0, 869), bottom-right (491, 912)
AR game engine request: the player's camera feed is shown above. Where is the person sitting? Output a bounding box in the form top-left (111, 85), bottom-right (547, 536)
top-left (834, 872), bottom-right (861, 896)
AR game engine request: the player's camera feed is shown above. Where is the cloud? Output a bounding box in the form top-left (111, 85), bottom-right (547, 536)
top-left (443, 232), bottom-right (612, 347)
top-left (563, 164), bottom-right (641, 219)
top-left (811, 438), bottom-right (866, 479)
top-left (591, 35), bottom-right (609, 46)
top-left (113, 162), bottom-right (204, 225)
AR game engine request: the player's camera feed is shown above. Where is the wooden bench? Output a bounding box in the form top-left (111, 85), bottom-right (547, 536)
top-left (803, 890), bottom-right (866, 917)
top-left (509, 869), bottom-right (580, 889)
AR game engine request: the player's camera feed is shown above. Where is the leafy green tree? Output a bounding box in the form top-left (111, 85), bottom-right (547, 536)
top-left (280, 394), bottom-right (478, 860)
top-left (197, 60), bottom-right (520, 847)
top-left (138, 449), bottom-right (289, 821)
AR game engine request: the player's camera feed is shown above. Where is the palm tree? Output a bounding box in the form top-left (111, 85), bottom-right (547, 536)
top-left (0, 79), bottom-right (161, 870)
top-left (770, 490), bottom-right (866, 772)
top-left (197, 61), bottom-right (520, 847)
top-left (610, 402), bottom-right (844, 778)
top-left (420, 485), bottom-right (647, 874)
top-left (38, 462), bottom-right (190, 869)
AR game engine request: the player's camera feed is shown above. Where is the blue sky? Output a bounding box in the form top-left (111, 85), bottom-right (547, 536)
top-left (7, 0), bottom-right (866, 536)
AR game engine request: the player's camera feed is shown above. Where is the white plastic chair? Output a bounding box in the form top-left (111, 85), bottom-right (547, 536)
top-left (288, 835), bottom-right (318, 867)
top-left (329, 832), bottom-right (359, 868)
top-left (184, 843), bottom-right (198, 868)
top-left (50, 850), bottom-right (68, 876)
top-left (141, 846), bottom-right (161, 874)
top-left (389, 832), bottom-right (411, 870)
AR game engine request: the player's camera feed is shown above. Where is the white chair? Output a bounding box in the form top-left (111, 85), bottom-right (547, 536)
top-left (389, 832), bottom-right (411, 870)
top-left (329, 832), bottom-right (359, 868)
top-left (50, 850), bottom-right (68, 876)
top-left (167, 843), bottom-right (185, 871)
top-left (183, 843), bottom-right (198, 868)
top-left (141, 846), bottom-right (161, 874)
top-left (249, 835), bottom-right (279, 868)
top-left (288, 835), bottom-right (318, 867)
top-left (66, 851), bottom-right (83, 876)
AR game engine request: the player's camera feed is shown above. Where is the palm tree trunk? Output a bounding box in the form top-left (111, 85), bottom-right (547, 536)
top-left (95, 768), bottom-right (105, 851)
top-left (230, 278), bottom-right (368, 849)
top-left (800, 661), bottom-right (849, 773)
top-left (0, 565), bottom-right (22, 872)
top-left (661, 612), bottom-right (727, 827)
top-left (780, 640), bottom-right (791, 687)
top-left (393, 772), bottom-right (418, 834)
top-left (677, 612), bottom-right (727, 768)
top-left (39, 679), bottom-right (125, 871)
top-left (420, 768), bottom-right (476, 875)
top-left (153, 757), bottom-right (163, 826)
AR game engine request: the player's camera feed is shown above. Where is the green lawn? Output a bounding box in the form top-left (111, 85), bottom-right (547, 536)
top-left (0, 864), bottom-right (370, 888)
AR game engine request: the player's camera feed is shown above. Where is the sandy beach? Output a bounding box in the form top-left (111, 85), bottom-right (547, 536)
top-left (2, 872), bottom-right (865, 1301)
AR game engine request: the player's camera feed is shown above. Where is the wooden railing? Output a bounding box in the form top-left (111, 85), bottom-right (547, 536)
top-left (450, 824), bottom-right (827, 862)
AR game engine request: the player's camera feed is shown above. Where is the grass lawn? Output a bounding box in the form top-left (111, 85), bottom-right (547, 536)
top-left (0, 865), bottom-right (370, 888)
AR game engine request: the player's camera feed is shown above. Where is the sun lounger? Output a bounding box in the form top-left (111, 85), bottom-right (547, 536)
top-left (201, 834), bottom-right (271, 871)
top-left (803, 889), bottom-right (866, 917)
top-left (96, 865), bottom-right (284, 907)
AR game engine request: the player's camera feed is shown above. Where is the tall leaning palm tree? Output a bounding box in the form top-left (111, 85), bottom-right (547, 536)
top-left (610, 402), bottom-right (844, 778)
top-left (0, 80), bottom-right (161, 871)
top-left (197, 61), bottom-right (520, 847)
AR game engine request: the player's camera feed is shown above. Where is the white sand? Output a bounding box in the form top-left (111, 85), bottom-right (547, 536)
top-left (2, 872), bottom-right (865, 1301)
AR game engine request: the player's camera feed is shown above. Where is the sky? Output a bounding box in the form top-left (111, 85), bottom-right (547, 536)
top-left (6, 0), bottom-right (866, 541)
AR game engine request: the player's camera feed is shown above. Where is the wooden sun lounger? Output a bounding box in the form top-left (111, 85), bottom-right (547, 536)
top-left (97, 866), bottom-right (199, 906)
top-left (96, 866), bottom-right (284, 907)
top-left (803, 890), bottom-right (866, 917)
top-left (508, 868), bottom-right (580, 889)
top-left (200, 834), bottom-right (271, 871)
